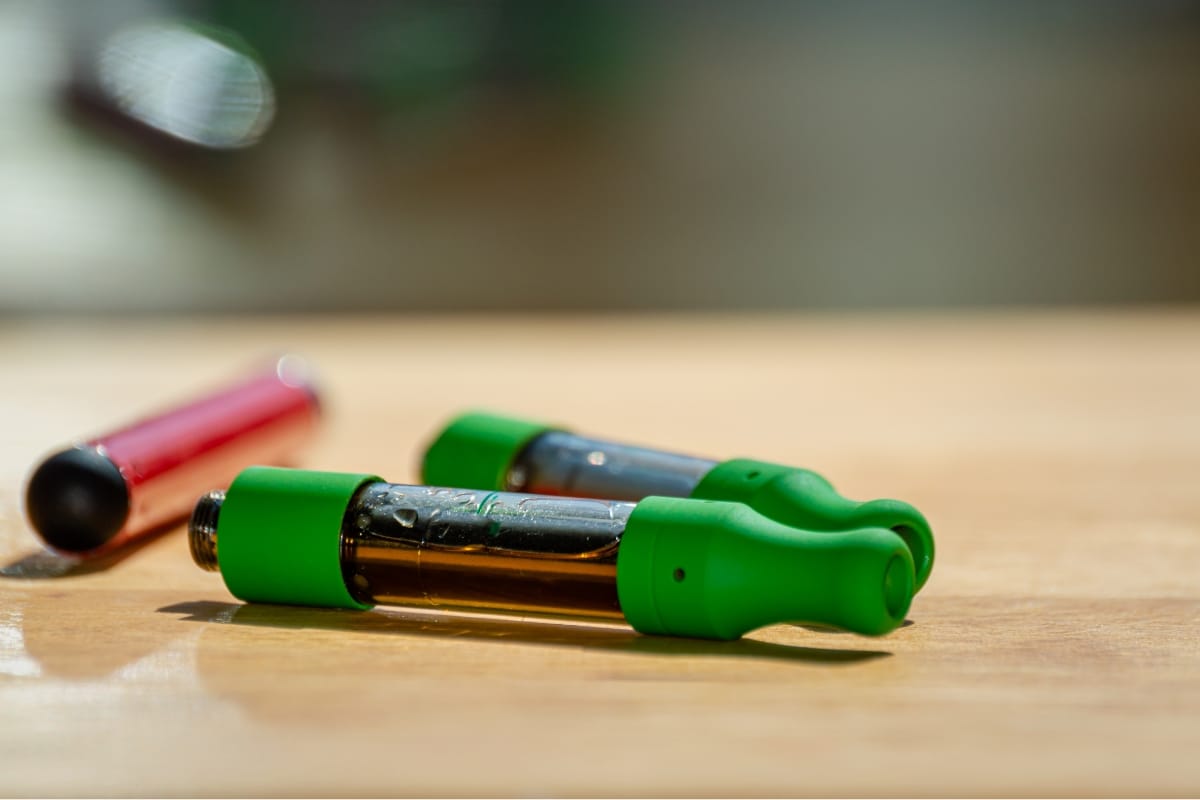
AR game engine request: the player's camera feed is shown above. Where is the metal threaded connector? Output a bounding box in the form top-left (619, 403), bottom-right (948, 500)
top-left (189, 490), bottom-right (224, 571)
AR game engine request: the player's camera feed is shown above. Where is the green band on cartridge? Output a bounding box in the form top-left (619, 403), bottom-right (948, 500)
top-left (692, 459), bottom-right (934, 591)
top-left (217, 466), bottom-right (379, 609)
top-left (422, 411), bottom-right (551, 490)
top-left (617, 497), bottom-right (914, 639)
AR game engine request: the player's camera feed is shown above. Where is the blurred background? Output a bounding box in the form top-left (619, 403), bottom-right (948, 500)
top-left (1, 0), bottom-right (1198, 314)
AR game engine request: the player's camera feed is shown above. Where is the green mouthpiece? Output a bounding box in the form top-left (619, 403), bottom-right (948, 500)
top-left (618, 497), bottom-right (913, 639)
top-left (693, 460), bottom-right (933, 593)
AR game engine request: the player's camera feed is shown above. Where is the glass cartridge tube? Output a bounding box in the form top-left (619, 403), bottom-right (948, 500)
top-left (343, 483), bottom-right (635, 618)
top-left (195, 481), bottom-right (635, 619)
top-left (505, 430), bottom-right (717, 501)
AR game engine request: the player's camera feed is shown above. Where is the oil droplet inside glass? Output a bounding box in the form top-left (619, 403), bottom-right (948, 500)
top-left (392, 508), bottom-right (418, 528)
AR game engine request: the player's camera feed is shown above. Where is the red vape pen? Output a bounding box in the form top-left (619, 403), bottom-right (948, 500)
top-left (24, 355), bottom-right (321, 555)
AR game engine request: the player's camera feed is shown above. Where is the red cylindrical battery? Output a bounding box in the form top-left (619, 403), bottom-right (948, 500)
top-left (24, 356), bottom-right (321, 555)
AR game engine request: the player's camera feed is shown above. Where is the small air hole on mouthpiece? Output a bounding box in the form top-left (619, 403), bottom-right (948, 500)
top-left (673, 568), bottom-right (686, 582)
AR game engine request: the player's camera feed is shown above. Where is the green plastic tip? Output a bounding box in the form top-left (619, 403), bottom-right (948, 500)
top-left (693, 460), bottom-right (934, 592)
top-left (421, 411), bottom-right (552, 490)
top-left (215, 466), bottom-right (380, 609)
top-left (617, 497), bottom-right (914, 639)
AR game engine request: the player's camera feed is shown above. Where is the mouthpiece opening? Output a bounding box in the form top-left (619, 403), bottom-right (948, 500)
top-left (891, 524), bottom-right (931, 589)
top-left (882, 553), bottom-right (913, 623)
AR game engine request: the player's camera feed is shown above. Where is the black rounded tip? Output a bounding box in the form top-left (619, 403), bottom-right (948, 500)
top-left (25, 448), bottom-right (129, 553)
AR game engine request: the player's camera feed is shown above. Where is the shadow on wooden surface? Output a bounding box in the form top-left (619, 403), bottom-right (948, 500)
top-left (160, 600), bottom-right (892, 665)
top-left (0, 527), bottom-right (176, 579)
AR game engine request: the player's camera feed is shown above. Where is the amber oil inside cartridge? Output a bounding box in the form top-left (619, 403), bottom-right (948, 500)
top-left (340, 483), bottom-right (633, 618)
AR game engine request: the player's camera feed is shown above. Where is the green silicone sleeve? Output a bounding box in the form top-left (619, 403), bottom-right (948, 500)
top-left (692, 460), bottom-right (934, 592)
top-left (616, 497), bottom-right (914, 639)
top-left (421, 411), bottom-right (551, 490)
top-left (217, 466), bottom-right (380, 609)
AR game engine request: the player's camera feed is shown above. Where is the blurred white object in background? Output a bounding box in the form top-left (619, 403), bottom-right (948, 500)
top-left (1, 1), bottom-right (1199, 313)
top-left (94, 21), bottom-right (275, 149)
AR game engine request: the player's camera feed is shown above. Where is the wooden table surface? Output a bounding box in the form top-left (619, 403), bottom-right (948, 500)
top-left (1, 312), bottom-right (1198, 797)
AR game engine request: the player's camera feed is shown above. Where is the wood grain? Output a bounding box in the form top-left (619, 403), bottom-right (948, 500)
top-left (1, 311), bottom-right (1198, 797)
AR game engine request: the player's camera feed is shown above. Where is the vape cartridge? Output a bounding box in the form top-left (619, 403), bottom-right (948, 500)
top-left (422, 412), bottom-right (934, 591)
top-left (189, 467), bottom-right (915, 639)
top-left (24, 357), bottom-right (320, 554)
